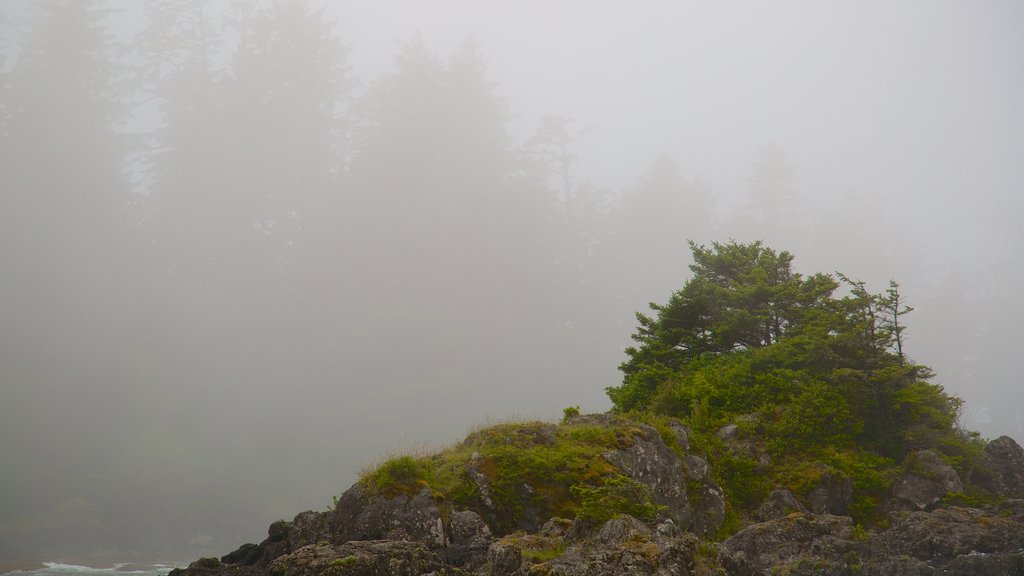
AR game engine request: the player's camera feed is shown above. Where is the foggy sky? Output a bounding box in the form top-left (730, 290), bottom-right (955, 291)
top-left (1, 0), bottom-right (1022, 563)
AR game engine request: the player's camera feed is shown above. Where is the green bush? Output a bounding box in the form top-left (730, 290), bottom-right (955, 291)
top-left (571, 475), bottom-right (664, 523)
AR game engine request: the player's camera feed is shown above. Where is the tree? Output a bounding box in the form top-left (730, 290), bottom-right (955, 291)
top-left (608, 240), bottom-right (965, 460)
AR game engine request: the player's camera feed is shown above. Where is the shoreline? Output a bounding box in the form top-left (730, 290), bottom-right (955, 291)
top-left (0, 560), bottom-right (184, 575)
top-left (0, 561), bottom-right (46, 575)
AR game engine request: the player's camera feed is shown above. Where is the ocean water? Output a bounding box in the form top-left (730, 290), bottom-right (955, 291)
top-left (5, 563), bottom-right (181, 576)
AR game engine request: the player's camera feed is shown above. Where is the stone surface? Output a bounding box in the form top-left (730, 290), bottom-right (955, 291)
top-left (974, 435), bottom-right (1024, 498)
top-left (603, 424), bottom-right (693, 529)
top-left (891, 450), bottom-right (963, 511)
top-left (806, 472), bottom-right (852, 516)
top-left (269, 540), bottom-right (441, 576)
top-left (757, 488), bottom-right (807, 521)
top-left (719, 513), bottom-right (855, 575)
top-left (165, 417), bottom-right (1024, 576)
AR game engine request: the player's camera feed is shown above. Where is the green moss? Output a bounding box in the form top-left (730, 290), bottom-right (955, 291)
top-left (330, 556), bottom-right (356, 567)
top-left (521, 541), bottom-right (567, 562)
top-left (355, 419), bottom-right (650, 534)
top-left (570, 475), bottom-right (664, 523)
top-left (361, 455), bottom-right (430, 497)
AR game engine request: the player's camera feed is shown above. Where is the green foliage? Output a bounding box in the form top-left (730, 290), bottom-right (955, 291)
top-left (361, 456), bottom-right (430, 497)
top-left (330, 556), bottom-right (356, 567)
top-left (520, 541), bottom-right (567, 562)
top-left (561, 406), bottom-right (580, 422)
top-left (608, 240), bottom-right (971, 474)
top-left (356, 420), bottom-right (649, 534)
top-left (571, 475), bottom-right (664, 523)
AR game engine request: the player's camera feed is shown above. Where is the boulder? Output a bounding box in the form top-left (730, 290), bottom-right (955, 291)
top-left (536, 515), bottom-right (698, 576)
top-left (875, 506), bottom-right (1024, 562)
top-left (220, 542), bottom-right (259, 565)
top-left (268, 540), bottom-right (441, 576)
top-left (690, 479), bottom-right (726, 537)
top-left (603, 424), bottom-right (693, 529)
top-left (758, 488), bottom-right (807, 521)
top-left (332, 484), bottom-right (447, 548)
top-left (891, 449), bottom-right (963, 511)
top-left (974, 435), bottom-right (1024, 498)
top-left (807, 472), bottom-right (852, 516)
top-left (438, 509), bottom-right (492, 568)
top-left (719, 513), bottom-right (855, 575)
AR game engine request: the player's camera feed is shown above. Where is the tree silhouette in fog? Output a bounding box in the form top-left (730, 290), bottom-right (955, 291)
top-left (610, 156), bottom-right (715, 311)
top-left (0, 0), bottom-right (139, 558)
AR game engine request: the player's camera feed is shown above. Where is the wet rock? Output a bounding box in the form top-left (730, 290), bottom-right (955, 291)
top-left (757, 488), bottom-right (807, 521)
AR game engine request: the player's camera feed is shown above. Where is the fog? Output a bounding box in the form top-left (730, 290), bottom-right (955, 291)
top-left (1, 0), bottom-right (1021, 563)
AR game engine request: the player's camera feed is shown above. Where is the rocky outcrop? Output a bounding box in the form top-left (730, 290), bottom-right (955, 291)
top-left (269, 540), bottom-right (441, 576)
top-left (719, 513), bottom-right (856, 575)
top-left (682, 454), bottom-right (725, 536)
top-left (170, 420), bottom-right (1024, 576)
top-left (757, 489), bottom-right (807, 521)
top-left (806, 472), bottom-right (852, 516)
top-left (890, 449), bottom-right (963, 511)
top-left (974, 435), bottom-right (1024, 498)
top-left (333, 485), bottom-right (448, 548)
top-left (509, 515), bottom-right (699, 576)
top-left (603, 422), bottom-right (693, 529)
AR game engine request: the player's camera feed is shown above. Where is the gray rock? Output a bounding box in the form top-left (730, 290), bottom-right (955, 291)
top-left (439, 509), bottom-right (492, 568)
top-left (603, 424), bottom-right (693, 529)
top-left (875, 507), bottom-right (1024, 562)
top-left (974, 436), bottom-right (1024, 498)
top-left (807, 472), bottom-right (852, 516)
top-left (220, 542), bottom-right (258, 565)
top-left (858, 556), bottom-right (935, 576)
top-left (668, 419), bottom-right (690, 452)
top-left (944, 552), bottom-right (1024, 576)
top-left (592, 515), bottom-right (651, 547)
top-left (690, 479), bottom-right (726, 537)
top-left (269, 540), bottom-right (441, 576)
top-left (682, 454), bottom-right (710, 481)
top-left (538, 519), bottom-right (698, 576)
top-left (540, 517), bottom-right (573, 538)
top-left (487, 542), bottom-right (523, 576)
top-left (758, 488), bottom-right (808, 521)
top-left (891, 450), bottom-right (963, 511)
top-left (333, 484), bottom-right (447, 548)
top-left (720, 513), bottom-right (855, 575)
top-left (716, 424), bottom-right (739, 441)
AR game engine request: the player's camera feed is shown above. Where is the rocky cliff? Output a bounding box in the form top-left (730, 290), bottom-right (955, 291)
top-left (169, 415), bottom-right (1024, 576)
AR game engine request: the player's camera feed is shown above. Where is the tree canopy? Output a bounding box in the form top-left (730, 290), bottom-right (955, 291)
top-left (608, 240), bottom-right (968, 462)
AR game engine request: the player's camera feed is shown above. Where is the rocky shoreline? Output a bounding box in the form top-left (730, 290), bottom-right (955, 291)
top-left (167, 415), bottom-right (1024, 576)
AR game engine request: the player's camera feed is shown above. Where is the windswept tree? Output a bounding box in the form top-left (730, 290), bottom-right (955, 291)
top-left (609, 240), bottom-right (966, 460)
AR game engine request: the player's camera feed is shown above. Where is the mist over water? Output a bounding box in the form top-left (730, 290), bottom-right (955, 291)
top-left (1, 0), bottom-right (1021, 563)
